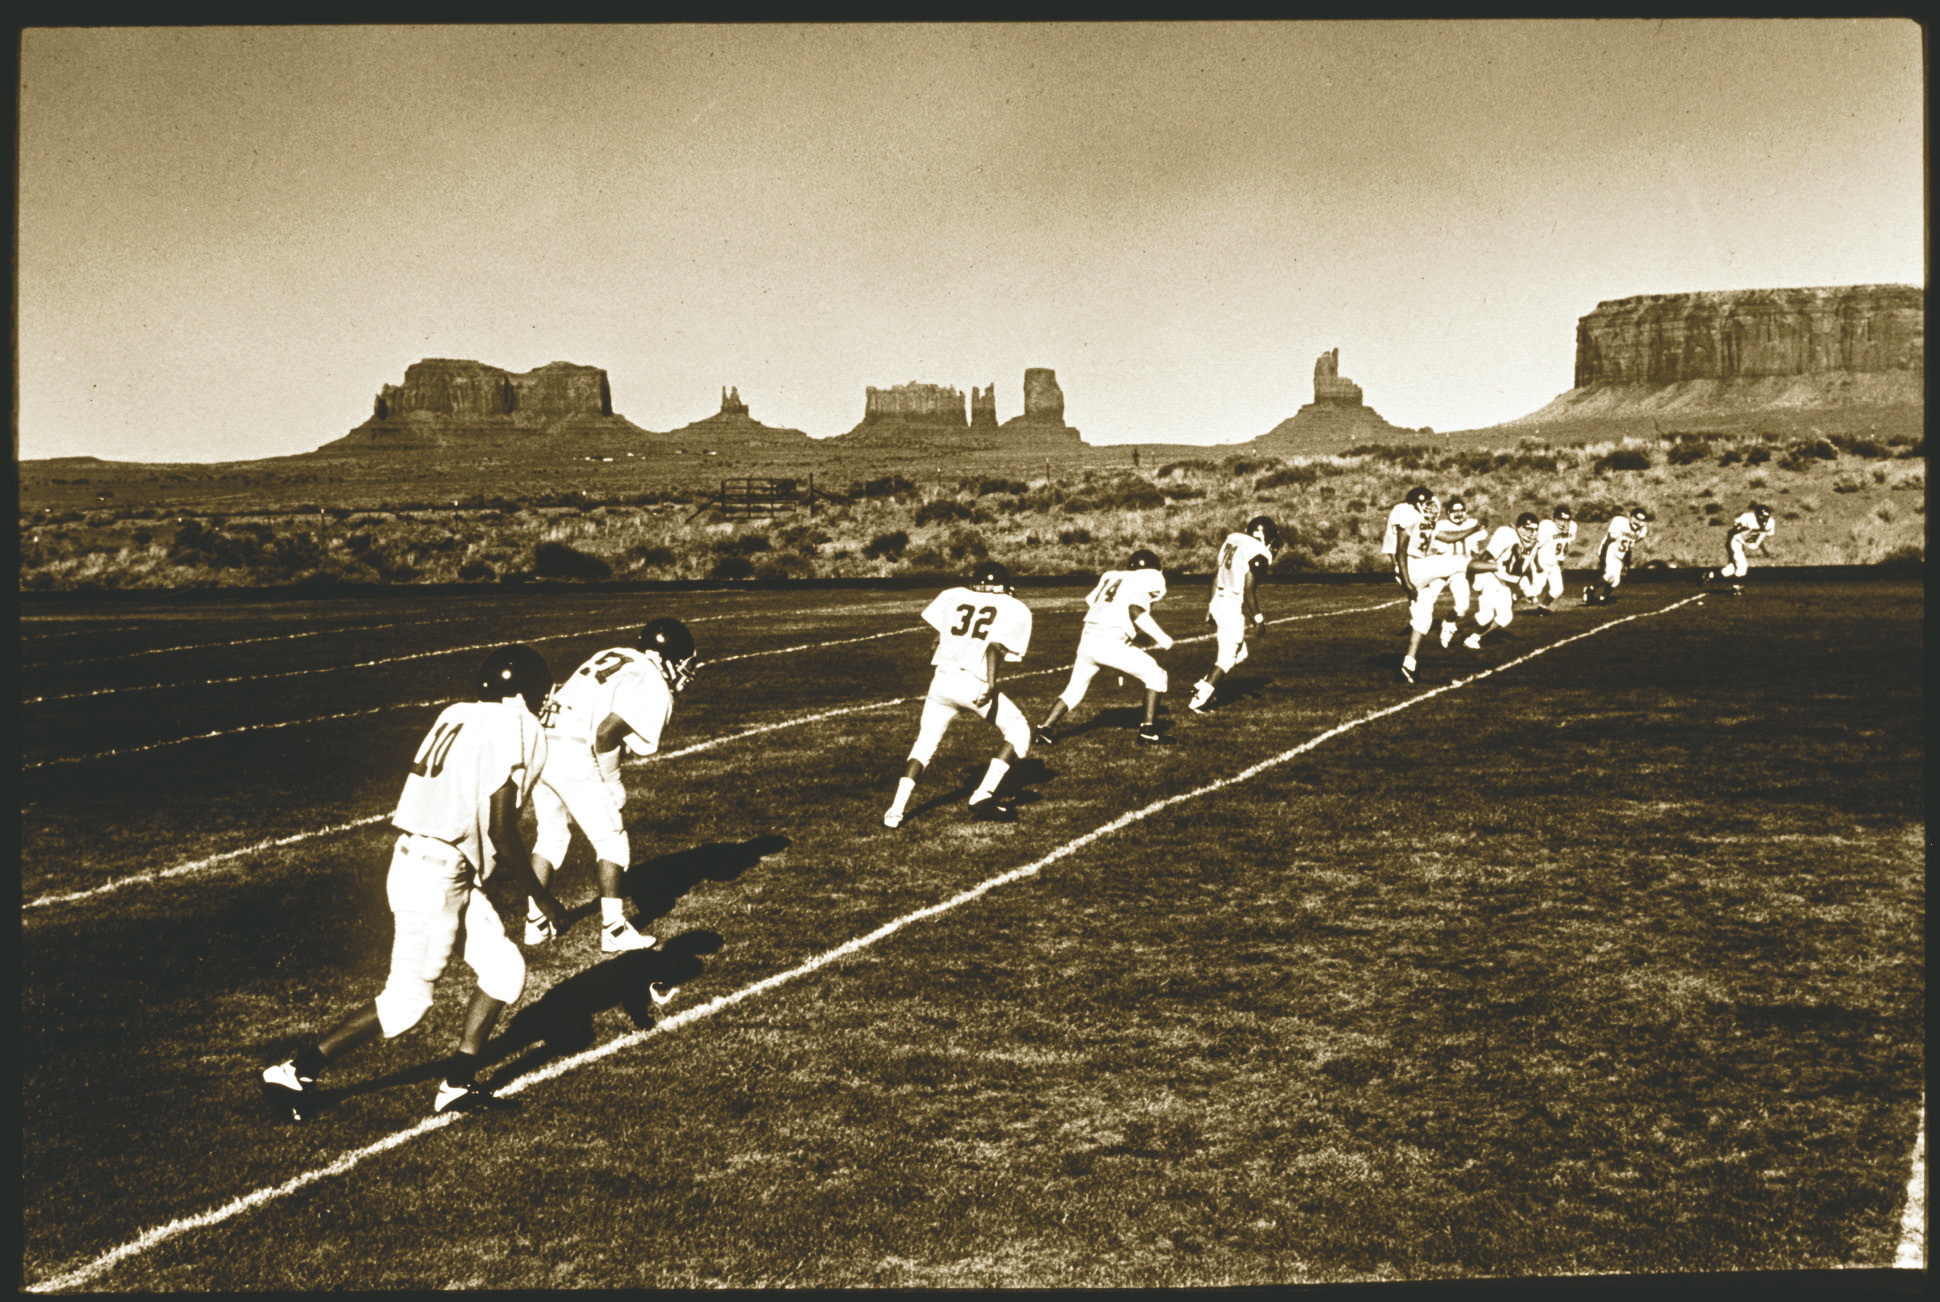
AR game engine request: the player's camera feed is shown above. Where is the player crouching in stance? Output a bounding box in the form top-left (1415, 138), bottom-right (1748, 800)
top-left (1187, 515), bottom-right (1279, 713)
top-left (259, 646), bottom-right (567, 1120)
top-left (1585, 506), bottom-right (1651, 606)
top-left (1461, 512), bottom-right (1540, 649)
top-left (526, 618), bottom-right (699, 959)
top-left (1703, 502), bottom-right (1774, 596)
top-left (1034, 548), bottom-right (1175, 747)
top-left (884, 560), bottom-right (1034, 828)
top-left (1384, 487), bottom-right (1467, 684)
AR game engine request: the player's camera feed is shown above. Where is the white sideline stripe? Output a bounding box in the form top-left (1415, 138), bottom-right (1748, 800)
top-left (23, 595), bottom-right (1695, 1292)
top-left (22, 601), bottom-right (1395, 902)
top-left (1895, 1097), bottom-right (1926, 1268)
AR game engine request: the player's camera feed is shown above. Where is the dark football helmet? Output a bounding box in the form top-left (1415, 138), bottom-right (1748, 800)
top-left (1514, 512), bottom-right (1540, 544)
top-left (477, 645), bottom-right (552, 716)
top-left (1127, 548), bottom-right (1162, 572)
top-left (1629, 506), bottom-right (1651, 523)
top-left (1444, 497), bottom-right (1468, 523)
top-left (1553, 505), bottom-right (1573, 521)
top-left (1405, 486), bottom-right (1434, 507)
top-left (1752, 502), bottom-right (1772, 521)
top-left (638, 617), bottom-right (699, 693)
top-left (972, 560), bottom-right (1014, 594)
top-left (1245, 515), bottom-right (1281, 550)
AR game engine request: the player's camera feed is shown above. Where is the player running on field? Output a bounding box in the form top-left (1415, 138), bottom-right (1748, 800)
top-left (1529, 504), bottom-right (1577, 614)
top-left (1426, 495), bottom-right (1483, 647)
top-left (259, 646), bottom-right (566, 1120)
top-left (526, 618), bottom-right (699, 959)
top-left (1704, 501), bottom-right (1775, 596)
top-left (884, 560), bottom-right (1035, 828)
top-left (1461, 512), bottom-right (1541, 650)
top-left (1384, 487), bottom-right (1468, 684)
top-left (1033, 548), bottom-right (1175, 748)
top-left (1585, 507), bottom-right (1651, 606)
top-left (1187, 515), bottom-right (1279, 714)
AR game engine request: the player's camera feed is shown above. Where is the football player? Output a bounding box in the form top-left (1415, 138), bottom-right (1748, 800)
top-left (1462, 512), bottom-right (1540, 649)
top-left (1704, 501), bottom-right (1775, 596)
top-left (1187, 515), bottom-right (1279, 713)
top-left (1382, 487), bottom-right (1467, 684)
top-left (1585, 506), bottom-right (1650, 606)
top-left (1034, 548), bottom-right (1175, 747)
top-left (1529, 505), bottom-right (1578, 614)
top-left (259, 645), bottom-right (566, 1120)
top-left (1426, 495), bottom-right (1483, 646)
top-left (526, 617), bottom-right (699, 957)
top-left (884, 560), bottom-right (1034, 828)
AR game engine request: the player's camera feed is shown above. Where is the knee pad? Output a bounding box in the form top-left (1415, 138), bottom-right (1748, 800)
top-left (374, 981), bottom-right (434, 1038)
top-left (587, 825), bottom-right (630, 867)
top-left (468, 918), bottom-right (527, 1006)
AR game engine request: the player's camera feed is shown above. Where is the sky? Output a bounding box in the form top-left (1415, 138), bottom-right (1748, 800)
top-left (15, 20), bottom-right (1927, 463)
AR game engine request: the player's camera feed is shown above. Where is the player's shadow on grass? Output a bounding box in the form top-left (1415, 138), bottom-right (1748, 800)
top-left (481, 929), bottom-right (727, 1087)
top-left (1204, 673), bottom-right (1272, 705)
top-left (906, 760), bottom-right (1050, 823)
top-left (624, 833), bottom-right (790, 926)
top-left (1050, 704), bottom-right (1147, 742)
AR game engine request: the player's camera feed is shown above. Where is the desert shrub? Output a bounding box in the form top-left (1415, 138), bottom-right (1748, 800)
top-left (1164, 484), bottom-right (1206, 501)
top-left (1666, 442), bottom-right (1713, 466)
top-left (1158, 459), bottom-right (1215, 478)
top-left (1893, 435), bottom-right (1924, 458)
top-left (1703, 502), bottom-right (1723, 515)
top-left (1828, 433), bottom-right (1888, 458)
top-left (1574, 498), bottom-right (1624, 523)
top-left (1220, 457), bottom-right (1264, 477)
top-left (625, 544), bottom-right (678, 571)
top-left (972, 478), bottom-right (1029, 497)
top-left (848, 476), bottom-right (918, 502)
top-left (1877, 543), bottom-right (1924, 563)
top-left (1831, 471), bottom-right (1868, 494)
top-left (533, 540), bottom-right (610, 580)
top-left (754, 554), bottom-right (814, 581)
top-left (707, 554), bottom-right (755, 580)
top-left (169, 520), bottom-right (265, 569)
top-left (1778, 439), bottom-right (1838, 471)
top-left (1174, 527), bottom-right (1201, 551)
top-left (914, 499), bottom-right (974, 526)
top-left (1255, 464), bottom-right (1322, 491)
top-left (130, 528), bottom-right (153, 546)
top-left (1717, 450), bottom-right (1742, 466)
top-left (1059, 496), bottom-right (1096, 515)
top-left (1593, 448), bottom-right (1653, 473)
top-left (898, 544), bottom-right (951, 572)
top-left (942, 527), bottom-right (989, 562)
top-left (774, 523), bottom-right (830, 552)
top-left (1058, 527), bottom-right (1092, 545)
top-left (1744, 446), bottom-right (1771, 464)
top-left (457, 560), bottom-right (496, 582)
top-left (713, 534), bottom-right (771, 556)
top-left (862, 530), bottom-right (909, 560)
top-left (1091, 478), bottom-right (1166, 511)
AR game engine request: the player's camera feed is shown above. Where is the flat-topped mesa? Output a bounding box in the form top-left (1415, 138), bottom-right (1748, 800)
top-left (863, 382), bottom-right (969, 426)
top-left (1574, 285), bottom-right (1924, 385)
top-left (331, 358), bottom-right (653, 448)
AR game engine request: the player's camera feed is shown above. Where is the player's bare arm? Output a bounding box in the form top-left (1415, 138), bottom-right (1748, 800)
top-left (489, 780), bottom-right (564, 930)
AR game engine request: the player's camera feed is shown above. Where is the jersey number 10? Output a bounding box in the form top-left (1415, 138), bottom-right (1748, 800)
top-left (410, 721), bottom-right (464, 779)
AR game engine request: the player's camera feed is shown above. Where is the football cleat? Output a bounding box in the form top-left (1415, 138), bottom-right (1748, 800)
top-left (1031, 727), bottom-right (1057, 748)
top-left (1187, 681), bottom-right (1215, 714)
top-left (969, 798), bottom-right (1017, 823)
top-left (433, 1080), bottom-right (518, 1116)
top-left (602, 920), bottom-right (657, 953)
top-left (1462, 632), bottom-right (1483, 650)
top-left (1399, 663), bottom-right (1418, 685)
top-left (261, 1060), bottom-right (316, 1122)
top-left (882, 809), bottom-right (904, 829)
top-left (523, 915), bottom-right (554, 945)
top-left (1136, 725), bottom-right (1165, 746)
top-left (648, 981), bottom-right (681, 1007)
top-left (1438, 620), bottom-right (1456, 649)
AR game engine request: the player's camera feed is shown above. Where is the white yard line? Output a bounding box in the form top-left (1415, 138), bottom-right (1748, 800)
top-left (1894, 1097), bottom-right (1926, 1269)
top-left (19, 620), bottom-right (412, 669)
top-left (24, 596), bottom-right (1706, 1292)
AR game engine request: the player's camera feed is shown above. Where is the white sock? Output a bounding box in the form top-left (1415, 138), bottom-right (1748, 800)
top-left (601, 897), bottom-right (626, 927)
top-left (971, 759), bottom-right (1010, 803)
top-left (1403, 654), bottom-right (1417, 670)
top-left (887, 776), bottom-right (916, 816)
top-left (527, 900), bottom-right (545, 922)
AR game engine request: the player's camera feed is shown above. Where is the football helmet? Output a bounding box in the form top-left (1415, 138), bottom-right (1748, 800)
top-left (638, 617), bottom-right (699, 693)
top-left (477, 645), bottom-right (553, 715)
top-left (1752, 502), bottom-right (1772, 522)
top-left (1127, 548), bottom-right (1162, 572)
top-left (1553, 505), bottom-right (1573, 522)
top-left (1444, 498), bottom-right (1468, 523)
top-left (972, 560), bottom-right (1014, 594)
top-left (1514, 512), bottom-right (1540, 544)
top-left (1629, 506), bottom-right (1651, 523)
top-left (1405, 486), bottom-right (1434, 507)
top-left (1245, 515), bottom-right (1281, 550)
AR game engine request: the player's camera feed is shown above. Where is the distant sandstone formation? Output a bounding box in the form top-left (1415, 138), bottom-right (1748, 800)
top-left (333, 359), bottom-right (653, 446)
top-left (1510, 285), bottom-right (1923, 426)
top-left (1249, 348), bottom-right (1415, 451)
top-left (836, 369), bottom-right (1083, 448)
top-left (664, 385), bottom-right (812, 447)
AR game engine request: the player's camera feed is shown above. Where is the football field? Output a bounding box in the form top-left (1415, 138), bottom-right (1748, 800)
top-left (20, 577), bottom-right (1926, 1288)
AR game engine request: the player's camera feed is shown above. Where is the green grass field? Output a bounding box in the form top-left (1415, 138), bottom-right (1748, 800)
top-left (19, 575), bottom-right (1925, 1288)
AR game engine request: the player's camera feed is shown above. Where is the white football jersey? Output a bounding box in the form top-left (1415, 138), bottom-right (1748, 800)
top-left (1536, 517), bottom-right (1577, 564)
top-left (1211, 532), bottom-right (1271, 603)
top-left (1606, 515), bottom-right (1645, 553)
top-left (1730, 511), bottom-right (1775, 548)
top-left (1430, 516), bottom-right (1485, 557)
top-left (1382, 502), bottom-right (1431, 559)
top-left (923, 586), bottom-right (1033, 683)
top-left (1082, 567), bottom-right (1166, 641)
top-left (392, 698), bottom-right (545, 880)
top-left (542, 646), bottom-right (675, 759)
top-left (1482, 525), bottom-right (1534, 578)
